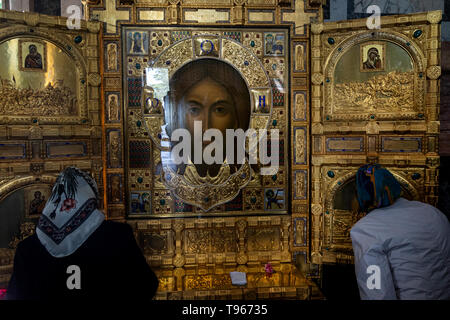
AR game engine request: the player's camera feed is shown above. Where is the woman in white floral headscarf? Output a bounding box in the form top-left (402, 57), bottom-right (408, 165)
top-left (7, 167), bottom-right (158, 300)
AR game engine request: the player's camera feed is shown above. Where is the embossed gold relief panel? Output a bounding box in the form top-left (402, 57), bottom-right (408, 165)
top-left (310, 11), bottom-right (441, 264)
top-left (0, 38), bottom-right (80, 119)
top-left (86, 0), bottom-right (320, 280)
top-left (133, 215), bottom-right (291, 268)
top-left (122, 26), bottom-right (289, 217)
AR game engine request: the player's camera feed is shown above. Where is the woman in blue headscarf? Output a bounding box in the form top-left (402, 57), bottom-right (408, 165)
top-left (351, 164), bottom-right (450, 300)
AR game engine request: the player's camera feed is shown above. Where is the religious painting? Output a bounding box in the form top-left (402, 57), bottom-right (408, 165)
top-left (264, 32), bottom-right (284, 56)
top-left (130, 191), bottom-right (151, 214)
top-left (126, 31), bottom-right (148, 55)
top-left (108, 174), bottom-right (123, 204)
top-left (106, 92), bottom-right (120, 122)
top-left (24, 185), bottom-right (52, 218)
top-left (330, 38), bottom-right (416, 119)
top-left (18, 39), bottom-right (47, 72)
top-left (360, 42), bottom-right (385, 72)
top-left (0, 38), bottom-right (79, 118)
top-left (264, 188), bottom-right (285, 210)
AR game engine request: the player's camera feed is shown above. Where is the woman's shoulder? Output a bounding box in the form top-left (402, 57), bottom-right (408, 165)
top-left (100, 220), bottom-right (133, 232)
top-left (95, 220), bottom-right (134, 239)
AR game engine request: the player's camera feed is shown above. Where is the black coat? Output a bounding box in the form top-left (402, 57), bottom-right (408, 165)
top-left (6, 220), bottom-right (159, 300)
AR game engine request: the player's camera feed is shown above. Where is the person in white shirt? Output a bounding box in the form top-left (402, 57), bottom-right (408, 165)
top-left (350, 164), bottom-right (450, 300)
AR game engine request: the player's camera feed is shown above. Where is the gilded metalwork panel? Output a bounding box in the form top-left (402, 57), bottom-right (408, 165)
top-left (323, 30), bottom-right (426, 121)
top-left (293, 127), bottom-right (307, 165)
top-left (140, 230), bottom-right (175, 255)
top-left (293, 170), bottom-right (307, 200)
top-left (325, 137), bottom-right (364, 153)
top-left (0, 38), bottom-right (78, 117)
top-left (293, 217), bottom-right (307, 247)
top-left (293, 91), bottom-right (307, 121)
top-left (247, 227), bottom-right (280, 251)
top-left (381, 136), bottom-right (422, 153)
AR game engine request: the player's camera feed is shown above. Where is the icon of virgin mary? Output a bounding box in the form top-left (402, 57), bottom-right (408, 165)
top-left (25, 44), bottom-right (43, 69)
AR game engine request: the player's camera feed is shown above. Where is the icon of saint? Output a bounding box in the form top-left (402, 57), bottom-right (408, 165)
top-left (130, 32), bottom-right (146, 54)
top-left (107, 43), bottom-right (117, 71)
top-left (108, 95), bottom-right (119, 121)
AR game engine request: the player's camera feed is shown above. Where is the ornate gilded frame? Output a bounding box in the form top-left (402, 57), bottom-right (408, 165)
top-left (122, 26), bottom-right (289, 217)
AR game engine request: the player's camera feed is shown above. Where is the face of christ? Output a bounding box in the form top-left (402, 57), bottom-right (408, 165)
top-left (182, 78), bottom-right (238, 147)
top-left (167, 59), bottom-right (251, 178)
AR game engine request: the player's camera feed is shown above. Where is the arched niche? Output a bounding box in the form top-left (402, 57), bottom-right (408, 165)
top-left (323, 30), bottom-right (426, 121)
top-left (323, 170), bottom-right (421, 260)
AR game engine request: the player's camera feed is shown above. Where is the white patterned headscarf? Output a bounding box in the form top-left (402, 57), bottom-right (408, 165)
top-left (36, 167), bottom-right (105, 258)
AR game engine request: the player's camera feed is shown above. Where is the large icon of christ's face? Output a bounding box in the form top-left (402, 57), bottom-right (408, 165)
top-left (166, 59), bottom-right (251, 177)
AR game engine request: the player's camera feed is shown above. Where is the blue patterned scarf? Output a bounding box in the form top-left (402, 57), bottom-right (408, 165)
top-left (36, 167), bottom-right (104, 257)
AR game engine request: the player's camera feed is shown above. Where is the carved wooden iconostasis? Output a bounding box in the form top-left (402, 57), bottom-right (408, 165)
top-left (0, 10), bottom-right (103, 289)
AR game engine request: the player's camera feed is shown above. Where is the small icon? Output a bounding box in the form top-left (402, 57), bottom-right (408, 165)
top-left (366, 5), bottom-right (381, 30)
